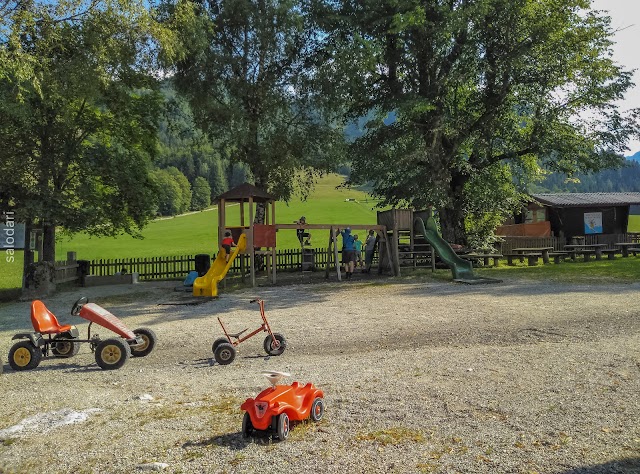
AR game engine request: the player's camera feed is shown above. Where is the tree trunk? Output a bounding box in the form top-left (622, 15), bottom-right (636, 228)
top-left (42, 223), bottom-right (56, 263)
top-left (438, 171), bottom-right (469, 245)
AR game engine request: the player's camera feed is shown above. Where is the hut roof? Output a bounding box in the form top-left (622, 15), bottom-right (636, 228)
top-left (215, 183), bottom-right (275, 203)
top-left (532, 192), bottom-right (640, 207)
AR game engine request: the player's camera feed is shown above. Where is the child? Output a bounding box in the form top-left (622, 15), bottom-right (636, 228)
top-left (221, 230), bottom-right (235, 262)
top-left (294, 216), bottom-right (311, 246)
top-left (354, 234), bottom-right (363, 268)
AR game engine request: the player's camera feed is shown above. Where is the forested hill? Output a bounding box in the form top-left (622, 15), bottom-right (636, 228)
top-left (532, 159), bottom-right (640, 193)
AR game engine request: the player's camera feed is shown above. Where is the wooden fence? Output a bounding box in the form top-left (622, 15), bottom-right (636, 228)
top-left (87, 248), bottom-right (346, 281)
top-left (54, 260), bottom-right (80, 284)
top-left (89, 255), bottom-right (196, 280)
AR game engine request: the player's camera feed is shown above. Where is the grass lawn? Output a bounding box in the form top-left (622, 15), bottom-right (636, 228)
top-left (628, 214), bottom-right (640, 232)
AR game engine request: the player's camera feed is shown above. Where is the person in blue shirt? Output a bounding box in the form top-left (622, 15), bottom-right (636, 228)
top-left (337, 227), bottom-right (356, 280)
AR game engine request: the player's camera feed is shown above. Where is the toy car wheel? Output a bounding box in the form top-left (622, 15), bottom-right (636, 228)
top-left (51, 333), bottom-right (80, 358)
top-left (276, 413), bottom-right (290, 441)
top-left (95, 338), bottom-right (131, 370)
top-left (8, 341), bottom-right (42, 371)
top-left (263, 333), bottom-right (287, 356)
top-left (213, 343), bottom-right (236, 365)
top-left (211, 337), bottom-right (229, 354)
top-left (310, 397), bottom-right (325, 422)
top-left (242, 412), bottom-right (254, 439)
top-left (131, 328), bottom-right (157, 357)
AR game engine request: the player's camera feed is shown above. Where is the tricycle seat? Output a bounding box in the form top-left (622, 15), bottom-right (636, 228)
top-left (227, 328), bottom-right (250, 339)
top-left (31, 300), bottom-right (72, 334)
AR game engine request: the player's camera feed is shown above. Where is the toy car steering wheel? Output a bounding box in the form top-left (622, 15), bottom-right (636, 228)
top-left (71, 296), bottom-right (89, 316)
top-left (262, 371), bottom-right (291, 387)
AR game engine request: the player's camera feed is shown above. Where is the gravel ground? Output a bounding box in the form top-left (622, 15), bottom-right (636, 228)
top-left (0, 275), bottom-right (639, 474)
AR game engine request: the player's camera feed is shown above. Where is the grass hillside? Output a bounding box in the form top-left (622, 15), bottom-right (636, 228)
top-left (0, 174), bottom-right (380, 290)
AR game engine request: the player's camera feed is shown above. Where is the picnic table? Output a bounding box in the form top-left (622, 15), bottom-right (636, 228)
top-left (614, 242), bottom-right (640, 258)
top-left (564, 243), bottom-right (609, 261)
top-left (512, 247), bottom-right (554, 265)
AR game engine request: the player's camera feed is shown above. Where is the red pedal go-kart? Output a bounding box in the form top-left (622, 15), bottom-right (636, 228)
top-left (212, 299), bottom-right (286, 365)
top-left (240, 371), bottom-right (325, 441)
top-left (8, 297), bottom-right (157, 371)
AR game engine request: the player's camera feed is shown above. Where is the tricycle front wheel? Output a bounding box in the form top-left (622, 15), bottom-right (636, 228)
top-left (95, 338), bottom-right (130, 370)
top-left (8, 341), bottom-right (42, 371)
top-left (263, 333), bottom-right (287, 356)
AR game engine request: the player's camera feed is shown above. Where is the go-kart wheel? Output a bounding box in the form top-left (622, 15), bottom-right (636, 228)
top-left (214, 343), bottom-right (236, 365)
top-left (8, 341), bottom-right (42, 371)
top-left (263, 333), bottom-right (287, 356)
top-left (71, 296), bottom-right (89, 316)
top-left (242, 412), bottom-right (254, 439)
top-left (51, 333), bottom-right (80, 358)
top-left (212, 337), bottom-right (229, 354)
top-left (95, 338), bottom-right (131, 370)
top-left (131, 328), bottom-right (157, 357)
top-left (276, 413), bottom-right (290, 441)
top-left (310, 397), bottom-right (325, 422)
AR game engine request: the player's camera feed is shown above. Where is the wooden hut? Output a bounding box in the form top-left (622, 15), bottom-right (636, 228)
top-left (215, 183), bottom-right (277, 287)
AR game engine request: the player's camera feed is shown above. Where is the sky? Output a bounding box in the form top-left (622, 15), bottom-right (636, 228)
top-left (591, 0), bottom-right (640, 155)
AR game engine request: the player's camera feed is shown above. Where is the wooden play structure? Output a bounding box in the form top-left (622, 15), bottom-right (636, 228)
top-left (213, 183), bottom-right (396, 289)
top-left (377, 209), bottom-right (436, 276)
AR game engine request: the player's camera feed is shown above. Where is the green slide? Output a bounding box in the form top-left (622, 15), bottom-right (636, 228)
top-left (414, 214), bottom-right (495, 283)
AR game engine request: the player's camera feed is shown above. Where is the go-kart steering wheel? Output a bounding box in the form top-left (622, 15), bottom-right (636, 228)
top-left (71, 296), bottom-right (88, 316)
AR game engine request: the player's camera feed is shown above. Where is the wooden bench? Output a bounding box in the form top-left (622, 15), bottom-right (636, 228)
top-left (503, 253), bottom-right (541, 266)
top-left (601, 249), bottom-right (618, 260)
top-left (548, 252), bottom-right (570, 264)
top-left (566, 249), bottom-right (596, 262)
top-left (627, 248), bottom-right (640, 256)
top-left (459, 253), bottom-right (503, 267)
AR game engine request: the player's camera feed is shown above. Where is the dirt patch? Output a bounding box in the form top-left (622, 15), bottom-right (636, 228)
top-left (0, 277), bottom-right (639, 473)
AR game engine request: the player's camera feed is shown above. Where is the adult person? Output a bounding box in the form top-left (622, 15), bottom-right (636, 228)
top-left (337, 227), bottom-right (356, 280)
top-left (363, 229), bottom-right (377, 273)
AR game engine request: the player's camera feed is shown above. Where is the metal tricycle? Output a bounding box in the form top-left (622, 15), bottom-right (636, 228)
top-left (8, 297), bottom-right (157, 371)
top-left (211, 299), bottom-right (286, 365)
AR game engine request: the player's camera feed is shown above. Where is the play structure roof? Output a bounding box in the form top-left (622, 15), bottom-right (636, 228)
top-left (215, 183), bottom-right (275, 203)
top-left (532, 192), bottom-right (640, 207)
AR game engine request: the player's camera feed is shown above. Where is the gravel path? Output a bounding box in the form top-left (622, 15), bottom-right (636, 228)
top-left (0, 277), bottom-right (639, 473)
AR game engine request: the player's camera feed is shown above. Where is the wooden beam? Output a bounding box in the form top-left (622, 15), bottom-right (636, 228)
top-left (276, 224), bottom-right (386, 230)
top-left (249, 197), bottom-right (255, 287)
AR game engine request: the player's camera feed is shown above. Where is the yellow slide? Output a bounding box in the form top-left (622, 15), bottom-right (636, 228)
top-left (193, 233), bottom-right (247, 297)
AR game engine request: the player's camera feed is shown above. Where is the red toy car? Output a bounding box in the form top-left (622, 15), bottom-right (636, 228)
top-left (8, 297), bottom-right (156, 371)
top-left (240, 371), bottom-right (325, 441)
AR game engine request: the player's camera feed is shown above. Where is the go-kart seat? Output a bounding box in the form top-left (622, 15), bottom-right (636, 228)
top-left (30, 300), bottom-right (72, 334)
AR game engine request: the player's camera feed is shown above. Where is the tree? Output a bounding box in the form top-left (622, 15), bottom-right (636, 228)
top-left (151, 168), bottom-right (183, 216)
top-left (165, 166), bottom-right (192, 214)
top-left (191, 176), bottom-right (211, 210)
top-left (0, 0), bottom-right (162, 262)
top-left (159, 0), bottom-right (342, 201)
top-left (318, 0), bottom-right (640, 244)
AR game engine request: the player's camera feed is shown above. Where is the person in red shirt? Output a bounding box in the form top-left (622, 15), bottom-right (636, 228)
top-left (221, 230), bottom-right (235, 262)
